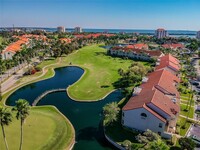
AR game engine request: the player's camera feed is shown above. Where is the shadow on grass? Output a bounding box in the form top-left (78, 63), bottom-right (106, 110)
top-left (101, 85), bottom-right (110, 88)
top-left (170, 146), bottom-right (181, 150)
top-left (95, 52), bottom-right (107, 56)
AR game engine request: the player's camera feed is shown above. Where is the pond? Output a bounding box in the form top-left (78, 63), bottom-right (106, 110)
top-left (6, 66), bottom-right (123, 150)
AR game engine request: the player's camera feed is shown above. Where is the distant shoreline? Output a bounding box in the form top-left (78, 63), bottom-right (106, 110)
top-left (0, 27), bottom-right (197, 37)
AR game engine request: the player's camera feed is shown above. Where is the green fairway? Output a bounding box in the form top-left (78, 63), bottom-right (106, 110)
top-left (0, 106), bottom-right (74, 150)
top-left (64, 45), bottom-right (140, 100)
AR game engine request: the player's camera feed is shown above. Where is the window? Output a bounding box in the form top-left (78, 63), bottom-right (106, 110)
top-left (122, 112), bottom-right (124, 117)
top-left (141, 113), bottom-right (147, 119)
top-left (159, 123), bottom-right (163, 128)
top-left (158, 132), bottom-right (161, 135)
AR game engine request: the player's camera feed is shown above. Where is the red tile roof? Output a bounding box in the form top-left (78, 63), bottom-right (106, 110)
top-left (3, 37), bottom-right (29, 53)
top-left (143, 103), bottom-right (166, 123)
top-left (123, 68), bottom-right (180, 120)
top-left (74, 33), bottom-right (115, 39)
top-left (60, 38), bottom-right (71, 43)
top-left (162, 43), bottom-right (184, 49)
top-left (111, 46), bottom-right (162, 57)
top-left (156, 54), bottom-right (180, 71)
top-left (157, 28), bottom-right (165, 31)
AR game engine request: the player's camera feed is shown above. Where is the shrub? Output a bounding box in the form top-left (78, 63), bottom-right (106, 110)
top-left (35, 66), bottom-right (42, 72)
top-left (122, 140), bottom-right (132, 149)
top-left (31, 69), bottom-right (36, 74)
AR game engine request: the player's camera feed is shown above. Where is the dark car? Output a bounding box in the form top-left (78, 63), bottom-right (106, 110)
top-left (193, 82), bottom-right (199, 86)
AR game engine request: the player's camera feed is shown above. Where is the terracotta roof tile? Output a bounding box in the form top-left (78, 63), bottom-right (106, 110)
top-left (156, 54), bottom-right (180, 71)
top-left (123, 68), bottom-right (180, 120)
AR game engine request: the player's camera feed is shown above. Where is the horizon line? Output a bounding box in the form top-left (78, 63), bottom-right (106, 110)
top-left (0, 26), bottom-right (198, 32)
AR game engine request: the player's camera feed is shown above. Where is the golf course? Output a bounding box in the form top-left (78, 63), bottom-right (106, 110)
top-left (0, 106), bottom-right (74, 150)
top-left (1, 44), bottom-right (140, 149)
top-left (64, 45), bottom-right (133, 100)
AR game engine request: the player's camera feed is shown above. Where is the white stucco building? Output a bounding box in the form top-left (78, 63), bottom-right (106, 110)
top-left (74, 27), bottom-right (83, 33)
top-left (122, 54), bottom-right (180, 138)
top-left (1, 37), bottom-right (29, 60)
top-left (57, 26), bottom-right (65, 33)
top-left (197, 31), bottom-right (200, 39)
top-left (109, 44), bottom-right (163, 61)
top-left (155, 28), bottom-right (168, 39)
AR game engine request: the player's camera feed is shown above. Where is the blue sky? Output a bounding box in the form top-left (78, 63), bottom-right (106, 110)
top-left (0, 0), bottom-right (200, 30)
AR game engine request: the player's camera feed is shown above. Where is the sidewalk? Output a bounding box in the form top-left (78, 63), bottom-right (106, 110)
top-left (1, 57), bottom-right (61, 95)
top-left (1, 66), bottom-right (27, 93)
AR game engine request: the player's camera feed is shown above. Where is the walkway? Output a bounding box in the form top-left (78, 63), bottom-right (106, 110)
top-left (1, 57), bottom-right (61, 95)
top-left (32, 88), bottom-right (66, 106)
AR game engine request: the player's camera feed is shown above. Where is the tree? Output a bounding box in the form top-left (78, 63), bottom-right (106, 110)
top-left (0, 106), bottom-right (12, 150)
top-left (103, 102), bottom-right (120, 126)
top-left (12, 99), bottom-right (30, 150)
top-left (136, 129), bottom-right (161, 148)
top-left (148, 139), bottom-right (169, 150)
top-left (179, 137), bottom-right (196, 150)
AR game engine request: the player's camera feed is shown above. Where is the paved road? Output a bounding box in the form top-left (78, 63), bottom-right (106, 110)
top-left (1, 57), bottom-right (61, 95)
top-left (0, 63), bottom-right (27, 83)
top-left (1, 66), bottom-right (27, 93)
top-left (0, 57), bottom-right (39, 83)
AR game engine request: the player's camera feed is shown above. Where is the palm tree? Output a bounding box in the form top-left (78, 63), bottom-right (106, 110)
top-left (12, 99), bottom-right (30, 150)
top-left (103, 102), bottom-right (120, 126)
top-left (0, 106), bottom-right (12, 150)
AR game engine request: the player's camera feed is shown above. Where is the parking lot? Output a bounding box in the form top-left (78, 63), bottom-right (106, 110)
top-left (187, 124), bottom-right (200, 137)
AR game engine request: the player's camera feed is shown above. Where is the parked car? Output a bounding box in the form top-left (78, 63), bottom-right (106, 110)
top-left (189, 135), bottom-right (200, 147)
top-left (193, 82), bottom-right (199, 86)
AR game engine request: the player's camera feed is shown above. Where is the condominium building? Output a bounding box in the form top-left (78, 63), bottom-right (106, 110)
top-left (109, 44), bottom-right (163, 61)
top-left (122, 54), bottom-right (180, 139)
top-left (1, 37), bottom-right (29, 60)
top-left (155, 28), bottom-right (168, 39)
top-left (197, 31), bottom-right (200, 39)
top-left (57, 26), bottom-right (65, 33)
top-left (74, 27), bottom-right (83, 33)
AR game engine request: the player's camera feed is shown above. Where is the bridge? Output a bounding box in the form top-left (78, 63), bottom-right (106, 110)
top-left (32, 88), bottom-right (66, 106)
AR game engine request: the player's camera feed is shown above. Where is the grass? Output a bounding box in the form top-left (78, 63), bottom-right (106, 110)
top-left (180, 103), bottom-right (194, 118)
top-left (181, 92), bottom-right (190, 98)
top-left (64, 45), bottom-right (148, 100)
top-left (180, 96), bottom-right (191, 101)
top-left (176, 117), bottom-right (191, 136)
top-left (105, 119), bottom-right (143, 149)
top-left (0, 106), bottom-right (74, 150)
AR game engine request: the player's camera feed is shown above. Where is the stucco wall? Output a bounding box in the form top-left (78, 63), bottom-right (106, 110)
top-left (122, 108), bottom-right (166, 136)
top-left (1, 51), bottom-right (15, 60)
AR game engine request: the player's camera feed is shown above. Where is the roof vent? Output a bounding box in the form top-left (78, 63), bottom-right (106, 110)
top-left (171, 97), bottom-right (176, 103)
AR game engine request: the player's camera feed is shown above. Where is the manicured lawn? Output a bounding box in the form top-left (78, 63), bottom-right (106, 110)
top-left (180, 103), bottom-right (194, 118)
top-left (176, 117), bottom-right (191, 136)
top-left (64, 45), bottom-right (147, 100)
top-left (0, 106), bottom-right (74, 150)
top-left (37, 57), bottom-right (57, 68)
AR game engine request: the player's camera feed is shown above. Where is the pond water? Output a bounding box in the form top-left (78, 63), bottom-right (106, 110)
top-left (6, 66), bottom-right (123, 150)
